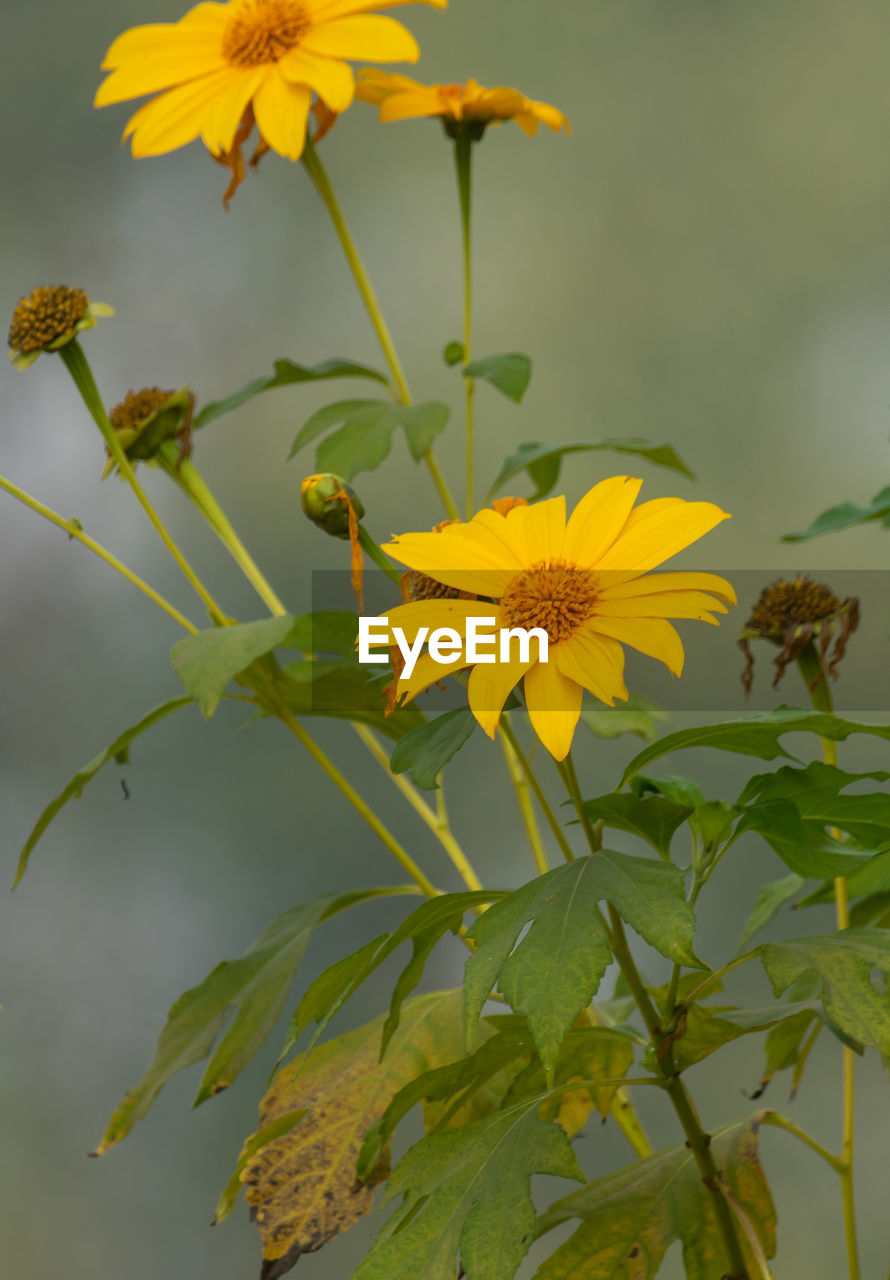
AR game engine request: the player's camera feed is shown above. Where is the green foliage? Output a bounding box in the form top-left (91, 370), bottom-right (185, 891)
top-left (389, 708), bottom-right (477, 789)
top-left (172, 617), bottom-right (298, 718)
top-left (761, 928), bottom-right (890, 1055)
top-left (489, 439), bottom-right (694, 501)
top-left (288, 399), bottom-right (450, 479)
top-left (443, 341), bottom-right (464, 366)
top-left (464, 853), bottom-right (700, 1082)
top-left (353, 1098), bottom-right (583, 1280)
top-left (464, 352), bottom-right (532, 402)
top-left (759, 1009), bottom-right (820, 1099)
top-left (582, 695), bottom-right (669, 743)
top-left (620, 706), bottom-right (890, 787)
top-left (193, 358), bottom-right (389, 429)
top-left (648, 1000), bottom-right (818, 1074)
top-left (782, 483), bottom-right (890, 541)
top-left (581, 791), bottom-right (693, 858)
top-left (535, 1115), bottom-right (776, 1280)
top-left (93, 887), bottom-right (419, 1154)
top-left (279, 661), bottom-right (424, 739)
top-left (737, 873), bottom-right (806, 953)
top-left (13, 696), bottom-right (193, 888)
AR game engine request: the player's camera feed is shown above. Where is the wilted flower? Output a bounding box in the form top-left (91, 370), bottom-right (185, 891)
top-left (739, 575), bottom-right (859, 695)
top-left (105, 387), bottom-right (195, 474)
top-left (8, 287), bottom-right (114, 370)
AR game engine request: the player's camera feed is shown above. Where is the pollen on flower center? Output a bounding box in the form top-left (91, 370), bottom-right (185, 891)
top-left (222, 0), bottom-right (310, 68)
top-left (499, 560), bottom-right (599, 643)
top-left (8, 286), bottom-right (89, 353)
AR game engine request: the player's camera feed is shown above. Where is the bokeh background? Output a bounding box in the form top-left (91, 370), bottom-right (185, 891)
top-left (3, 0), bottom-right (890, 1276)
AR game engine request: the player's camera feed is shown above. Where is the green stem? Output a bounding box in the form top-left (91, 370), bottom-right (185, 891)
top-left (796, 639), bottom-right (860, 1280)
top-left (498, 716), bottom-right (575, 863)
top-left (301, 139), bottom-right (459, 522)
top-left (453, 132), bottom-right (475, 519)
top-left (352, 722), bottom-right (483, 892)
top-left (0, 473), bottom-right (199, 633)
top-left (759, 1111), bottom-right (846, 1174)
top-left (275, 704), bottom-right (438, 898)
top-left (157, 443), bottom-right (289, 617)
top-left (498, 717), bottom-right (549, 876)
top-left (58, 341), bottom-right (228, 626)
top-left (559, 751), bottom-right (601, 852)
top-left (357, 524), bottom-right (403, 588)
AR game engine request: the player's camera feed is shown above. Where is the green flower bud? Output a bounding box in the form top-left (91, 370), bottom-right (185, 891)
top-left (103, 386), bottom-right (194, 476)
top-left (301, 473), bottom-right (365, 539)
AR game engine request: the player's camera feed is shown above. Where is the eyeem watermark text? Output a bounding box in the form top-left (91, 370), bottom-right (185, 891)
top-left (358, 616), bottom-right (549, 679)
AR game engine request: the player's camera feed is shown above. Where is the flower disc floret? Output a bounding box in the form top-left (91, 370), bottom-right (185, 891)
top-left (8, 286), bottom-right (114, 370)
top-left (499, 561), bottom-right (599, 642)
top-left (222, 0), bottom-right (309, 65)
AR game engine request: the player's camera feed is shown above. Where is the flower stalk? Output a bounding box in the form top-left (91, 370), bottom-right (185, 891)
top-left (453, 129), bottom-right (476, 519)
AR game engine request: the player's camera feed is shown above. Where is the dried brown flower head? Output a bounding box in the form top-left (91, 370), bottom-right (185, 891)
top-left (738, 575), bottom-right (859, 696)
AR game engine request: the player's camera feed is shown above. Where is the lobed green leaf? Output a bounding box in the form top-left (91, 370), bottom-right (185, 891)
top-left (489, 438), bottom-right (694, 502)
top-left (194, 358), bottom-right (389, 430)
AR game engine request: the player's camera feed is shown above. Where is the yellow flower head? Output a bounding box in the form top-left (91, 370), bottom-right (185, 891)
top-left (377, 479), bottom-right (734, 761)
top-left (7, 286), bottom-right (114, 371)
top-left (95, 0), bottom-right (447, 168)
top-left (356, 71), bottom-right (570, 137)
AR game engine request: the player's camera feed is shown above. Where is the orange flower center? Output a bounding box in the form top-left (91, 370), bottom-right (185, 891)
top-left (499, 560), bottom-right (599, 643)
top-left (222, 0), bottom-right (309, 67)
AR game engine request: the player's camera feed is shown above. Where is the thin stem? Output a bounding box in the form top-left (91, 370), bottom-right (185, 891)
top-left (357, 524), bottom-right (403, 588)
top-left (58, 341), bottom-right (228, 626)
top-left (759, 1111), bottom-right (845, 1174)
top-left (0, 473), bottom-right (199, 633)
top-left (559, 751), bottom-right (601, 853)
top-left (453, 132), bottom-right (475, 519)
top-left (498, 718), bottom-right (549, 875)
top-left (276, 706), bottom-right (438, 898)
top-left (796, 640), bottom-right (860, 1280)
top-left (157, 444), bottom-right (289, 617)
top-left (607, 905), bottom-right (750, 1278)
top-left (301, 139), bottom-right (459, 522)
top-left (352, 722), bottom-right (483, 892)
top-left (680, 951), bottom-right (760, 1007)
top-left (498, 716), bottom-right (575, 863)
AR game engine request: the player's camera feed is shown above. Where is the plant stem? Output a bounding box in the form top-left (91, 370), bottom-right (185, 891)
top-left (498, 718), bottom-right (549, 875)
top-left (0, 473), bottom-right (198, 633)
top-left (58, 341), bottom-right (228, 626)
top-left (498, 716), bottom-right (575, 862)
top-left (157, 443), bottom-right (289, 617)
top-left (352, 722), bottom-right (483, 892)
top-left (357, 524), bottom-right (403, 588)
top-left (759, 1111), bottom-right (846, 1174)
top-left (275, 705), bottom-right (438, 898)
top-left (559, 752), bottom-right (601, 852)
top-left (453, 132), bottom-right (475, 519)
top-left (796, 640), bottom-right (860, 1280)
top-left (301, 140), bottom-right (459, 522)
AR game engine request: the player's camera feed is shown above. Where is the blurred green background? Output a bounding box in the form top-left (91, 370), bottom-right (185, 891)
top-left (3, 1), bottom-right (890, 1276)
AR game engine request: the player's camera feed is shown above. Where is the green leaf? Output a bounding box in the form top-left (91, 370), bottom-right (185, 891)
top-left (620, 706), bottom-right (890, 788)
top-left (488, 439), bottom-right (695, 502)
top-left (464, 353), bottom-right (532, 403)
top-left (761, 928), bottom-right (890, 1055)
top-left (582, 695), bottom-right (668, 743)
top-left (581, 792), bottom-right (693, 858)
top-left (738, 761), bottom-right (890, 846)
top-left (757, 1009), bottom-right (820, 1099)
top-left (289, 400), bottom-right (450, 478)
top-left (464, 861), bottom-right (613, 1082)
top-left (735, 800), bottom-right (872, 878)
top-left (737, 873), bottom-right (806, 953)
top-left (242, 990), bottom-right (473, 1272)
top-left (13, 696), bottom-right (194, 888)
top-left (592, 850), bottom-right (702, 967)
top-left (535, 1115), bottom-right (776, 1280)
top-left (354, 1098), bottom-right (583, 1280)
top-left (279, 664), bottom-right (424, 740)
top-left (389, 709), bottom-right (477, 790)
top-left (443, 341), bottom-right (464, 367)
top-left (782, 484), bottom-right (890, 542)
top-left (649, 1000), bottom-right (818, 1074)
top-left (171, 617), bottom-right (299, 718)
top-left (503, 1025), bottom-right (637, 1122)
top-left (93, 886), bottom-right (419, 1154)
top-left (285, 610), bottom-right (360, 658)
top-left (194, 359), bottom-right (389, 429)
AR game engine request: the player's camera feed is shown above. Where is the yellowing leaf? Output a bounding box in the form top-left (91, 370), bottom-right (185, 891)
top-left (535, 1114), bottom-right (776, 1280)
top-left (240, 990), bottom-right (468, 1278)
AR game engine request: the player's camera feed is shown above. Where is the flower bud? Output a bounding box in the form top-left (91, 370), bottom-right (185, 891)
top-left (7, 286), bottom-right (114, 370)
top-left (105, 387), bottom-right (194, 475)
top-left (300, 473), bottom-right (365, 539)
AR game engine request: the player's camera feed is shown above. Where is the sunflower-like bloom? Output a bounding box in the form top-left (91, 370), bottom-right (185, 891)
top-left (376, 478), bottom-right (734, 760)
top-left (95, 0), bottom-right (446, 165)
top-left (356, 71), bottom-right (570, 136)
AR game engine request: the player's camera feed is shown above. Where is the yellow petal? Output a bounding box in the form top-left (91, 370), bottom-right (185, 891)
top-left (595, 590), bottom-right (728, 622)
top-left (302, 14), bottom-right (420, 62)
top-left (587, 616), bottom-right (686, 677)
top-left (308, 0), bottom-right (446, 19)
top-left (597, 499), bottom-right (731, 573)
top-left (382, 524), bottom-right (523, 598)
top-left (100, 3), bottom-right (228, 69)
top-left (378, 89), bottom-right (446, 121)
top-left (278, 47), bottom-right (355, 111)
top-left (372, 598), bottom-right (497, 644)
top-left (354, 68), bottom-right (420, 103)
top-left (122, 68), bottom-right (239, 156)
top-left (523, 661), bottom-right (583, 761)
top-left (500, 496), bottom-right (567, 566)
top-left (563, 476), bottom-right (642, 567)
top-left (467, 653), bottom-right (534, 738)
top-left (397, 652), bottom-right (466, 701)
top-left (201, 67), bottom-right (265, 154)
top-left (252, 71), bottom-right (311, 159)
top-left (599, 571), bottom-right (736, 606)
top-left (554, 630), bottom-right (628, 704)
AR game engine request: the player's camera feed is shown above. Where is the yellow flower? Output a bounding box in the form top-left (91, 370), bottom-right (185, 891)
top-left (355, 71), bottom-right (570, 136)
top-left (95, 0), bottom-right (447, 164)
top-left (377, 479), bottom-right (734, 761)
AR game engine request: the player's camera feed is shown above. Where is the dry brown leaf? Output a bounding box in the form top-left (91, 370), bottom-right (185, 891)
top-left (241, 989), bottom-right (467, 1279)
